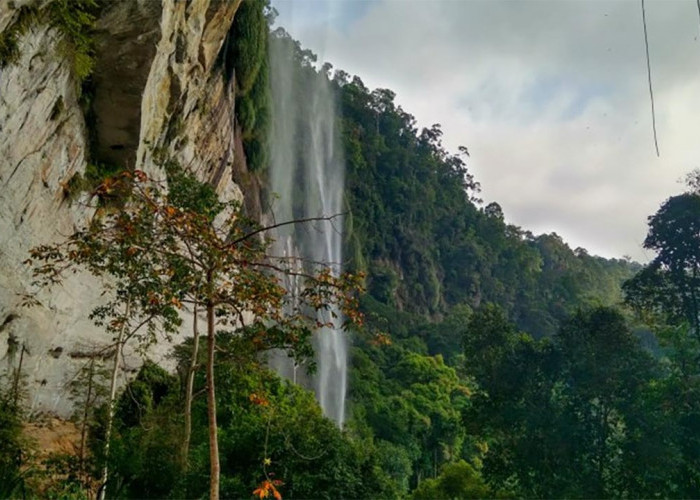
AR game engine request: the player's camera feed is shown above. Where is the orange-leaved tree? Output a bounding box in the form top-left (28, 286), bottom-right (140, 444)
top-left (28, 163), bottom-right (363, 500)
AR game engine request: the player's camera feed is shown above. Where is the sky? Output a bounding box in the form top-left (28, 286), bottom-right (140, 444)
top-left (271, 0), bottom-right (700, 262)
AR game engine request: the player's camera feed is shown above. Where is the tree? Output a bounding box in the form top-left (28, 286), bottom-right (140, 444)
top-left (412, 460), bottom-right (491, 500)
top-left (29, 165), bottom-right (363, 499)
top-left (461, 303), bottom-right (518, 397)
top-left (459, 305), bottom-right (669, 498)
top-left (553, 307), bottom-right (657, 498)
top-left (0, 377), bottom-right (26, 498)
top-left (29, 170), bottom-right (183, 500)
top-left (622, 181), bottom-right (700, 495)
top-left (624, 192), bottom-right (700, 336)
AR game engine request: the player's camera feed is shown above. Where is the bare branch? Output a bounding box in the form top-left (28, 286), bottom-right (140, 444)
top-left (225, 214), bottom-right (345, 249)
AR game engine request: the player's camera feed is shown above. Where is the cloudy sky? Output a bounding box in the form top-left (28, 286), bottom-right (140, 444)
top-left (272, 0), bottom-right (700, 262)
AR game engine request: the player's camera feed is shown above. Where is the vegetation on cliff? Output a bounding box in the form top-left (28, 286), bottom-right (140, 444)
top-left (223, 0), bottom-right (274, 173)
top-left (0, 0), bottom-right (102, 80)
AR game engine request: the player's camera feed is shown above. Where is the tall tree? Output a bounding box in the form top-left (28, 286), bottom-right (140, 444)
top-left (555, 307), bottom-right (655, 498)
top-left (29, 166), bottom-right (363, 499)
top-left (624, 192), bottom-right (700, 336)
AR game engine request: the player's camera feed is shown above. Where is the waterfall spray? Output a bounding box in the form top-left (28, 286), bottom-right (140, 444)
top-left (268, 31), bottom-right (347, 426)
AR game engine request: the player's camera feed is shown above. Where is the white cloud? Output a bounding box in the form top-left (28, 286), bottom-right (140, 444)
top-left (273, 0), bottom-right (700, 261)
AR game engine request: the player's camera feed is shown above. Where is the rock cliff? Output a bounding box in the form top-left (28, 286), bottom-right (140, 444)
top-left (0, 0), bottom-right (249, 416)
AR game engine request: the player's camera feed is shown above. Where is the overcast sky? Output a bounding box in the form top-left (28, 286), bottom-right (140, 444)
top-left (272, 0), bottom-right (700, 262)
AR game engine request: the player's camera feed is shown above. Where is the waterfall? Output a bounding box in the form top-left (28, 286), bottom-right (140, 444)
top-left (267, 32), bottom-right (347, 426)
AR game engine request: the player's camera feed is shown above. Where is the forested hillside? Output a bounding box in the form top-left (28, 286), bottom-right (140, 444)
top-left (270, 28), bottom-right (639, 338)
top-left (3, 2), bottom-right (700, 499)
top-left (337, 68), bottom-right (639, 337)
top-left (264, 28), bottom-right (700, 499)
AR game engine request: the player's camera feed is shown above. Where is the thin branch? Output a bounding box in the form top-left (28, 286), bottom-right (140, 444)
top-left (239, 260), bottom-right (336, 282)
top-left (146, 240), bottom-right (203, 269)
top-left (281, 427), bottom-right (328, 461)
top-left (263, 253), bottom-right (344, 269)
top-left (57, 344), bottom-right (116, 392)
top-left (212, 298), bottom-right (249, 329)
top-left (225, 214), bottom-right (345, 249)
top-left (122, 312), bottom-right (160, 345)
top-left (179, 230), bottom-right (206, 268)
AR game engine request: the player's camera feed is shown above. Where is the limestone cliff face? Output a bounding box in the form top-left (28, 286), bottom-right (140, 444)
top-left (0, 0), bottom-right (247, 416)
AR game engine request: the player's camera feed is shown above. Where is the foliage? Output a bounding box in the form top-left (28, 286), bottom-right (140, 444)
top-left (624, 192), bottom-right (700, 334)
top-left (412, 460), bottom-right (492, 500)
top-left (97, 362), bottom-right (183, 498)
top-left (621, 181), bottom-right (700, 497)
top-left (30, 162), bottom-right (364, 498)
top-left (63, 161), bottom-right (126, 204)
top-left (553, 308), bottom-right (657, 498)
top-left (98, 349), bottom-right (399, 499)
top-left (0, 4), bottom-right (39, 68)
top-left (49, 0), bottom-right (102, 81)
top-left (40, 452), bottom-right (92, 499)
top-left (226, 0), bottom-right (273, 172)
top-left (228, 0), bottom-right (269, 95)
top-left (462, 303), bottom-right (518, 395)
top-left (326, 57), bottom-right (639, 331)
top-left (29, 173), bottom-right (184, 348)
top-left (347, 314), bottom-right (476, 492)
top-left (0, 377), bottom-right (27, 498)
top-left (0, 0), bottom-right (101, 80)
top-left (457, 305), bottom-right (684, 498)
top-left (33, 161), bottom-right (362, 353)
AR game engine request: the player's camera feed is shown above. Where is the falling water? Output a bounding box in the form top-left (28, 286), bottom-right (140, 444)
top-left (268, 34), bottom-right (347, 426)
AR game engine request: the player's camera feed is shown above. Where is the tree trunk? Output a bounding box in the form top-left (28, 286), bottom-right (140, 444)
top-left (182, 303), bottom-right (200, 468)
top-left (206, 298), bottom-right (220, 500)
top-left (80, 357), bottom-right (95, 482)
top-left (12, 344), bottom-right (26, 406)
top-left (98, 301), bottom-right (130, 500)
top-left (595, 405), bottom-right (609, 498)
